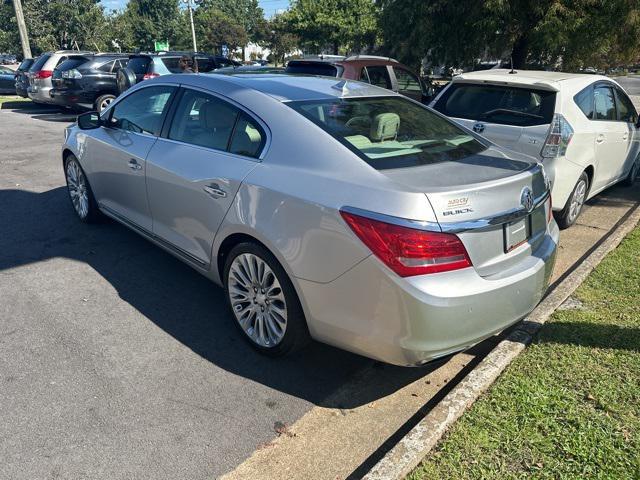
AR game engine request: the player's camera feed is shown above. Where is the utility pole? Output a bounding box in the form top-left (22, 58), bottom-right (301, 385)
top-left (182, 0), bottom-right (202, 52)
top-left (12, 0), bottom-right (32, 59)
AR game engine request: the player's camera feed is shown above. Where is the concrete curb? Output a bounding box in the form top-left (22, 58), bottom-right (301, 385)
top-left (363, 203), bottom-right (640, 480)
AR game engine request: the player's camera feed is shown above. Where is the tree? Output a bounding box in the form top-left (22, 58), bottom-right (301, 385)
top-left (198, 0), bottom-right (264, 44)
top-left (263, 14), bottom-right (299, 65)
top-left (119, 0), bottom-right (186, 51)
top-left (378, 0), bottom-right (640, 70)
top-left (195, 7), bottom-right (248, 55)
top-left (284, 0), bottom-right (379, 55)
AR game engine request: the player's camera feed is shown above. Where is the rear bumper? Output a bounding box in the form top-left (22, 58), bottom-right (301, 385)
top-left (298, 221), bottom-right (559, 366)
top-left (49, 88), bottom-right (94, 106)
top-left (27, 85), bottom-right (55, 104)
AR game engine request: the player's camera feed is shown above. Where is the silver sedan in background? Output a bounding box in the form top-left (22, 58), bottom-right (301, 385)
top-left (62, 74), bottom-right (558, 366)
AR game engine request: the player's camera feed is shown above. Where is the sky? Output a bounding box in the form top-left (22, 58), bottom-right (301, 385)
top-left (100, 0), bottom-right (291, 18)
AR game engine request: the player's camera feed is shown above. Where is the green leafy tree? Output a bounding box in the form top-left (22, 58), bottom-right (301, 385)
top-left (195, 7), bottom-right (248, 55)
top-left (198, 0), bottom-right (264, 44)
top-left (284, 0), bottom-right (379, 55)
top-left (120, 0), bottom-right (185, 51)
top-left (263, 14), bottom-right (299, 65)
top-left (378, 0), bottom-right (640, 70)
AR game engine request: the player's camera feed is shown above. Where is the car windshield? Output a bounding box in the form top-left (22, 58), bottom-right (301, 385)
top-left (433, 83), bottom-right (556, 127)
top-left (288, 96), bottom-right (486, 170)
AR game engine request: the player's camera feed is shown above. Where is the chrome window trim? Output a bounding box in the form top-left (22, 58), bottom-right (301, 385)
top-left (341, 190), bottom-right (550, 234)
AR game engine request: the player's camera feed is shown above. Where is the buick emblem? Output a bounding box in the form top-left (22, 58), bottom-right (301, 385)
top-left (521, 187), bottom-right (534, 212)
top-left (473, 122), bottom-right (485, 133)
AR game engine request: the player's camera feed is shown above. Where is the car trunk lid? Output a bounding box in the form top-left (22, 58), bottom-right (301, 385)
top-left (382, 146), bottom-right (550, 277)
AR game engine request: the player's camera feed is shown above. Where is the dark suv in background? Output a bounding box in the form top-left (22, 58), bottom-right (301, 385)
top-left (285, 55), bottom-right (435, 103)
top-left (14, 58), bottom-right (34, 97)
top-left (50, 53), bottom-right (129, 112)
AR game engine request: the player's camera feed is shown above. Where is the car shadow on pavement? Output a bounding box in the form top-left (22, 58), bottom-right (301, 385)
top-left (1, 101), bottom-right (80, 122)
top-left (0, 187), bottom-right (433, 409)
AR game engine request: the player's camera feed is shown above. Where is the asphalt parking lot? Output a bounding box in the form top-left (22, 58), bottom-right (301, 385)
top-left (1, 96), bottom-right (639, 480)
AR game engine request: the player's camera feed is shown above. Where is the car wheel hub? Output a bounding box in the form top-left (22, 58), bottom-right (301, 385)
top-left (66, 160), bottom-right (89, 219)
top-left (228, 253), bottom-right (287, 348)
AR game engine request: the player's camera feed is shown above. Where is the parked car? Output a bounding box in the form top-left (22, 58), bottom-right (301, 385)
top-left (430, 69), bottom-right (640, 228)
top-left (1, 54), bottom-right (17, 65)
top-left (14, 58), bottom-right (34, 97)
top-left (50, 53), bottom-right (129, 112)
top-left (28, 50), bottom-right (93, 104)
top-left (0, 65), bottom-right (16, 94)
top-left (285, 55), bottom-right (435, 103)
top-left (61, 74), bottom-right (558, 366)
top-left (116, 52), bottom-right (240, 93)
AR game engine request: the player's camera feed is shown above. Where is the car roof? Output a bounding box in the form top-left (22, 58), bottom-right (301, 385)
top-left (452, 69), bottom-right (614, 92)
top-left (166, 73), bottom-right (399, 102)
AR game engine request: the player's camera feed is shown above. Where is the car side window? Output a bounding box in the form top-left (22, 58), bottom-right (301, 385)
top-left (594, 86), bottom-right (617, 121)
top-left (393, 67), bottom-right (422, 96)
top-left (98, 61), bottom-right (115, 73)
top-left (359, 68), bottom-right (369, 83)
top-left (229, 114), bottom-right (264, 158)
top-left (365, 66), bottom-right (391, 89)
top-left (614, 88), bottom-right (638, 123)
top-left (169, 89), bottom-right (239, 151)
top-left (109, 85), bottom-right (175, 135)
top-left (573, 86), bottom-right (594, 119)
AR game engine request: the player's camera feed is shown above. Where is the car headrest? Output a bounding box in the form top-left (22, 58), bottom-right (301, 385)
top-left (370, 113), bottom-right (400, 141)
top-left (200, 100), bottom-right (237, 130)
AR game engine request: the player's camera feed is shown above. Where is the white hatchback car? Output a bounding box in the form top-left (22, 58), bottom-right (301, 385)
top-left (431, 70), bottom-right (640, 228)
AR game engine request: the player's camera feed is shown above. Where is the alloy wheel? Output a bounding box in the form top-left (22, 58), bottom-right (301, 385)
top-left (66, 159), bottom-right (89, 219)
top-left (99, 97), bottom-right (114, 112)
top-left (227, 253), bottom-right (288, 348)
top-left (567, 178), bottom-right (587, 224)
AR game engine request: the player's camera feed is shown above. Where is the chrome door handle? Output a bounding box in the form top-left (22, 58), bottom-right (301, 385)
top-left (128, 159), bottom-right (142, 171)
top-left (203, 184), bottom-right (227, 198)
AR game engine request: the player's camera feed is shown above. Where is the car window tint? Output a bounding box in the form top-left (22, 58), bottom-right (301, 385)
top-left (127, 57), bottom-right (151, 75)
top-left (169, 89), bottom-right (239, 151)
top-left (114, 59), bottom-right (128, 70)
top-left (289, 96), bottom-right (486, 170)
top-left (614, 88), bottom-right (638, 123)
top-left (18, 59), bottom-right (34, 71)
top-left (229, 114), bottom-right (264, 158)
top-left (194, 57), bottom-right (216, 72)
top-left (98, 60), bottom-right (115, 73)
top-left (573, 86), bottom-right (594, 119)
top-left (285, 61), bottom-right (339, 76)
top-left (110, 86), bottom-right (175, 135)
top-left (594, 86), bottom-right (617, 121)
top-left (161, 57), bottom-right (182, 73)
top-left (393, 67), bottom-right (422, 94)
top-left (365, 66), bottom-right (392, 89)
top-left (433, 83), bottom-right (556, 127)
top-left (359, 68), bottom-right (369, 82)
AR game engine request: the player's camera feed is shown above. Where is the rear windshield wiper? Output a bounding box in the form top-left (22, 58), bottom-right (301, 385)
top-left (478, 108), bottom-right (544, 120)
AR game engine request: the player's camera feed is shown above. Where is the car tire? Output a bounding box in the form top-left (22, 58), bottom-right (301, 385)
top-left (223, 242), bottom-right (310, 357)
top-left (94, 94), bottom-right (116, 113)
top-left (556, 172), bottom-right (589, 229)
top-left (64, 154), bottom-right (101, 223)
top-left (622, 155), bottom-right (639, 186)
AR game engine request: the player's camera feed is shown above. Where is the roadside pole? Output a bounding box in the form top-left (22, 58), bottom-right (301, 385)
top-left (12, 0), bottom-right (32, 59)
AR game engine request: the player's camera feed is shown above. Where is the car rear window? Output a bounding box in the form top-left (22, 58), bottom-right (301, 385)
top-left (161, 57), bottom-right (183, 73)
top-left (285, 61), bottom-right (341, 77)
top-left (127, 57), bottom-right (151, 75)
top-left (433, 83), bottom-right (556, 126)
top-left (56, 57), bottom-right (89, 71)
top-left (18, 59), bottom-right (34, 71)
top-left (30, 54), bottom-right (51, 72)
top-left (288, 96), bottom-right (486, 170)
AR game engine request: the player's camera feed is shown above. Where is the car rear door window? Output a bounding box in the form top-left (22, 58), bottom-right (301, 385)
top-left (98, 60), bottom-right (116, 73)
top-left (127, 57), bottom-right (151, 75)
top-left (161, 57), bottom-right (182, 73)
top-left (229, 114), bottom-right (264, 158)
top-left (614, 87), bottom-right (638, 123)
top-left (433, 83), bottom-right (556, 126)
top-left (365, 66), bottom-right (392, 89)
top-left (594, 86), bottom-right (617, 121)
top-left (110, 85), bottom-right (175, 135)
top-left (573, 86), bottom-right (594, 119)
top-left (169, 89), bottom-right (239, 151)
top-left (393, 67), bottom-right (422, 94)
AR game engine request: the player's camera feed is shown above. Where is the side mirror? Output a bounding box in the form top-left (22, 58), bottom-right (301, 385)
top-left (77, 111), bottom-right (101, 130)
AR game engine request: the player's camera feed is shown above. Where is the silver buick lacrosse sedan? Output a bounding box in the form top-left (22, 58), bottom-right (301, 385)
top-left (62, 73), bottom-right (558, 366)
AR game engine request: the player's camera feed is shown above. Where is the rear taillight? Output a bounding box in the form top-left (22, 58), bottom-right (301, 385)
top-left (34, 70), bottom-right (53, 79)
top-left (541, 113), bottom-right (574, 158)
top-left (61, 69), bottom-right (82, 79)
top-left (142, 73), bottom-right (160, 80)
top-left (340, 211), bottom-right (472, 277)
